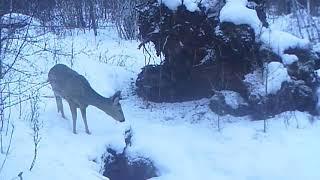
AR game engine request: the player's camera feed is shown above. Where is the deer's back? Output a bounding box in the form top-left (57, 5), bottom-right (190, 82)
top-left (48, 64), bottom-right (94, 107)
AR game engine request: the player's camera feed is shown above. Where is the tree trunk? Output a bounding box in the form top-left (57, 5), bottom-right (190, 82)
top-left (75, 0), bottom-right (86, 28)
top-left (307, 0), bottom-right (311, 15)
top-left (0, 16), bottom-right (4, 154)
top-left (88, 0), bottom-right (97, 36)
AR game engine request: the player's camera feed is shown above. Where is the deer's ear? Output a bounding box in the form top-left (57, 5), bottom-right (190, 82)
top-left (114, 91), bottom-right (121, 97)
top-left (111, 91), bottom-right (121, 101)
top-left (113, 96), bottom-right (120, 105)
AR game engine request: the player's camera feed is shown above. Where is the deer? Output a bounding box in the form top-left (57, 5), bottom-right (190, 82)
top-left (48, 64), bottom-right (125, 134)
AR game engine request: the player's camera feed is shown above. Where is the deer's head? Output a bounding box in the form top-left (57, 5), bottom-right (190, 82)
top-left (104, 91), bottom-right (125, 122)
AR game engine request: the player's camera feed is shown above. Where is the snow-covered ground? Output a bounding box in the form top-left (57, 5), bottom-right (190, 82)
top-left (2, 16), bottom-right (320, 180)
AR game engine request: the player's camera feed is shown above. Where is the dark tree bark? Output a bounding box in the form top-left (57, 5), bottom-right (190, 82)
top-left (75, 0), bottom-right (86, 28)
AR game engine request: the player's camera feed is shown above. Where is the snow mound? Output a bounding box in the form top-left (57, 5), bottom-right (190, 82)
top-left (281, 54), bottom-right (299, 65)
top-left (158, 0), bottom-right (215, 12)
top-left (245, 62), bottom-right (291, 96)
top-left (267, 62), bottom-right (291, 94)
top-left (0, 13), bottom-right (40, 27)
top-left (260, 29), bottom-right (310, 65)
top-left (219, 0), bottom-right (262, 33)
top-left (159, 0), bottom-right (198, 11)
top-left (315, 69), bottom-right (320, 77)
top-left (220, 90), bottom-right (248, 109)
top-left (0, 13), bottom-right (46, 38)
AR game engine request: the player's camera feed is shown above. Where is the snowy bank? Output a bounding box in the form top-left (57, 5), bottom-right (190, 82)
top-left (260, 29), bottom-right (310, 65)
top-left (220, 0), bottom-right (262, 33)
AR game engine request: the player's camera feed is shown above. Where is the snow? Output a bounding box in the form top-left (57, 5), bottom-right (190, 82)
top-left (159, 0), bottom-right (182, 11)
top-left (0, 13), bottom-right (43, 36)
top-left (2, 17), bottom-right (320, 180)
top-left (0, 13), bottom-right (40, 26)
top-left (314, 43), bottom-right (320, 52)
top-left (244, 62), bottom-right (290, 96)
top-left (266, 62), bottom-right (291, 94)
top-left (182, 0), bottom-right (199, 12)
top-left (315, 70), bottom-right (320, 112)
top-left (260, 29), bottom-right (310, 65)
top-left (281, 54), bottom-right (299, 65)
top-left (159, 0), bottom-right (221, 12)
top-left (269, 13), bottom-right (320, 43)
top-left (219, 0), bottom-right (263, 33)
top-left (220, 90), bottom-right (247, 109)
top-left (158, 0), bottom-right (212, 12)
top-left (124, 100), bottom-right (320, 180)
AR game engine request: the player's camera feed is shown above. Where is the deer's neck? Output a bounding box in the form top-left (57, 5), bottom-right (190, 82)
top-left (87, 89), bottom-right (112, 109)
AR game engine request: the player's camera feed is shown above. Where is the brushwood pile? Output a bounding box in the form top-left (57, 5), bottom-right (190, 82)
top-left (135, 0), bottom-right (320, 119)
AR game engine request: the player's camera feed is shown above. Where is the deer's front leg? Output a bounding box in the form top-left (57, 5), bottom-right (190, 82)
top-left (80, 107), bottom-right (91, 134)
top-left (55, 94), bottom-right (65, 119)
top-left (68, 102), bottom-right (77, 134)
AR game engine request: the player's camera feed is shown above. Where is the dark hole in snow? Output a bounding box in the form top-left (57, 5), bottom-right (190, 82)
top-left (102, 128), bottom-right (159, 180)
top-left (102, 149), bottom-right (159, 180)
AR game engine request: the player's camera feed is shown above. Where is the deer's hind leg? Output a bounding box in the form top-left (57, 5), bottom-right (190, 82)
top-left (54, 94), bottom-right (65, 119)
top-left (68, 102), bottom-right (78, 134)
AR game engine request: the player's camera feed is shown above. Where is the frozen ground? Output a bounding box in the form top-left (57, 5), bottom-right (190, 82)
top-left (1, 21), bottom-right (320, 180)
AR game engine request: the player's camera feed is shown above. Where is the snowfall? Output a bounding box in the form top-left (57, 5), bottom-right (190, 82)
top-left (2, 1), bottom-right (320, 180)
